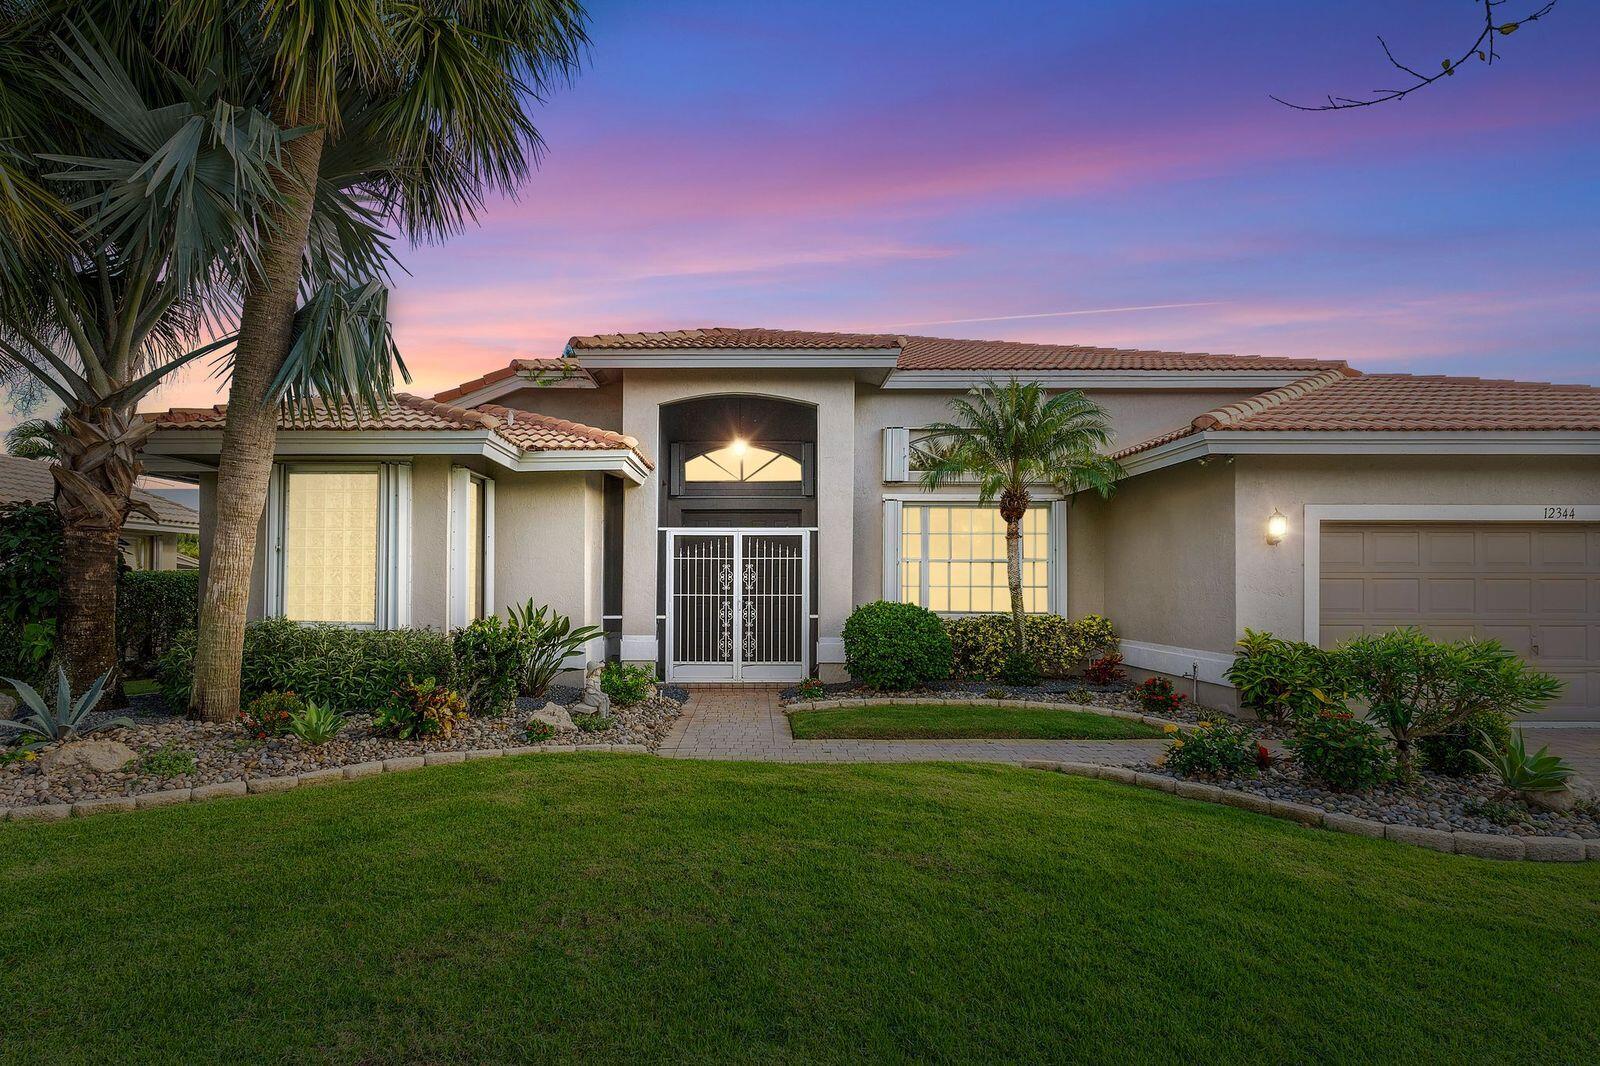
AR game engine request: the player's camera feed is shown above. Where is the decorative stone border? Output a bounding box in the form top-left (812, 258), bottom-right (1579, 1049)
top-left (0, 743), bottom-right (649, 824)
top-left (786, 696), bottom-right (1190, 732)
top-left (1021, 760), bottom-right (1598, 863)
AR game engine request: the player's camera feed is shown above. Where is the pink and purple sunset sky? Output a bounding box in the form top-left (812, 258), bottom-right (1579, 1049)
top-left (154, 0), bottom-right (1600, 408)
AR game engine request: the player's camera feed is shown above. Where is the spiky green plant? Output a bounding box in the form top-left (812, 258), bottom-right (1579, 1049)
top-left (507, 600), bottom-right (602, 698)
top-left (0, 666), bottom-right (129, 747)
top-left (287, 700), bottom-right (346, 746)
top-left (1473, 729), bottom-right (1575, 792)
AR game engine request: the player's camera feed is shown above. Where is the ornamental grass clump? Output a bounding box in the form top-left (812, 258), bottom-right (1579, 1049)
top-left (842, 601), bottom-right (953, 691)
top-left (1160, 720), bottom-right (1259, 779)
top-left (1286, 711), bottom-right (1394, 791)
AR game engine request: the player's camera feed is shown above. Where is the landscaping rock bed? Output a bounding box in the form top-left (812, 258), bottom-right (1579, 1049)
top-left (1136, 759), bottom-right (1600, 840)
top-left (1, 693), bottom-right (682, 811)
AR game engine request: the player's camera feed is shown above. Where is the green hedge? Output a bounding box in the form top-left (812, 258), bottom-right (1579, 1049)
top-left (117, 569), bottom-right (200, 674)
top-left (159, 618), bottom-right (455, 715)
top-left (945, 614), bottom-right (1118, 680)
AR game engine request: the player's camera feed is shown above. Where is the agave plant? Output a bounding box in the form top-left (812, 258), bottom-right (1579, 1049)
top-left (1473, 728), bottom-right (1575, 792)
top-left (0, 668), bottom-right (129, 747)
top-left (288, 701), bottom-right (347, 746)
top-left (507, 601), bottom-right (602, 699)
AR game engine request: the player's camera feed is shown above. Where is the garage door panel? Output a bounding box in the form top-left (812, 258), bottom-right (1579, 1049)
top-left (1425, 578), bottom-right (1474, 613)
top-left (1320, 522), bottom-right (1600, 721)
top-left (1369, 578), bottom-right (1419, 613)
top-left (1481, 531), bottom-right (1532, 566)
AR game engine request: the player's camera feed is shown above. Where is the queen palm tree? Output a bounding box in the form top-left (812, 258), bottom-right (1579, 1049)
top-left (918, 381), bottom-right (1122, 666)
top-left (148, 0), bottom-right (590, 721)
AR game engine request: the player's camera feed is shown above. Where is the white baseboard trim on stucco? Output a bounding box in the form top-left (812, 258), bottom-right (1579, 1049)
top-left (816, 637), bottom-right (846, 664)
top-left (620, 635), bottom-right (658, 662)
top-left (1120, 640), bottom-right (1235, 688)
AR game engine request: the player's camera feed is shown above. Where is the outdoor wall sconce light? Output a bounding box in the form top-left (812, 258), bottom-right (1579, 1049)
top-left (1266, 508), bottom-right (1288, 545)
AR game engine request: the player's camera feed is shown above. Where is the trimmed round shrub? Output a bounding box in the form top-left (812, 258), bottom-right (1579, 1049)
top-left (1287, 711), bottom-right (1394, 791)
top-left (842, 601), bottom-right (953, 691)
top-left (1419, 710), bottom-right (1511, 777)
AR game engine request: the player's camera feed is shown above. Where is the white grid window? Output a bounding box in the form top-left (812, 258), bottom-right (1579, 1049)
top-left (283, 470), bottom-right (380, 625)
top-left (899, 505), bottom-right (1049, 613)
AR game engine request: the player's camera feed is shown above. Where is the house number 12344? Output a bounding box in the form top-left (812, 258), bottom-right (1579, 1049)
top-left (1544, 507), bottom-right (1577, 519)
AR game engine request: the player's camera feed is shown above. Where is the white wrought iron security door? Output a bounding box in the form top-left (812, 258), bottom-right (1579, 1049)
top-left (666, 530), bottom-right (809, 682)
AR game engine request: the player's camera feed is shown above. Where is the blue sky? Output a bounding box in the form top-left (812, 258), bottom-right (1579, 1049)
top-left (155, 0), bottom-right (1600, 406)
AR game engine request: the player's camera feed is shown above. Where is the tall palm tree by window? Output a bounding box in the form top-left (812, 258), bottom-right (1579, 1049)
top-left (918, 381), bottom-right (1122, 666)
top-left (150, 0), bottom-right (591, 721)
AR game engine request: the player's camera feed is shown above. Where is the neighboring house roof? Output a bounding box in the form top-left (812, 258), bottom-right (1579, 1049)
top-left (148, 392), bottom-right (652, 469)
top-left (0, 454), bottom-right (199, 534)
top-left (431, 357), bottom-right (595, 404)
top-left (1113, 371), bottom-right (1600, 459)
top-left (564, 326), bottom-right (1347, 374)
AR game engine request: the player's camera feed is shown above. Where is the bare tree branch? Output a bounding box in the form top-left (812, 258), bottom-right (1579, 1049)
top-left (1272, 1), bottom-right (1558, 112)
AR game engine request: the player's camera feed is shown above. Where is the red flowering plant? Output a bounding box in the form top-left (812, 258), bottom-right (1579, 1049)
top-left (240, 692), bottom-right (303, 741)
top-left (1135, 676), bottom-right (1186, 716)
top-left (1083, 654), bottom-right (1126, 686)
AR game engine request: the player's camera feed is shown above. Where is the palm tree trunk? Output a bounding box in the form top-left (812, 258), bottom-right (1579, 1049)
top-left (56, 524), bottom-right (122, 692)
top-left (188, 126), bottom-right (326, 722)
top-left (1005, 518), bottom-right (1025, 654)
top-left (50, 406), bottom-right (153, 694)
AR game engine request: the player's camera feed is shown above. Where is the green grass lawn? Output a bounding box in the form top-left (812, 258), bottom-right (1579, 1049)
top-left (2, 757), bottom-right (1597, 1063)
top-left (787, 702), bottom-right (1164, 739)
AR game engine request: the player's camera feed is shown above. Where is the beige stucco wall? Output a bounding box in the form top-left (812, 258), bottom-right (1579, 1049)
top-left (493, 384), bottom-right (624, 432)
top-left (1233, 453), bottom-right (1600, 640)
top-left (617, 369), bottom-right (857, 669)
top-left (492, 470), bottom-right (606, 630)
top-left (849, 386), bottom-right (1258, 608)
top-left (1087, 457), bottom-right (1238, 654)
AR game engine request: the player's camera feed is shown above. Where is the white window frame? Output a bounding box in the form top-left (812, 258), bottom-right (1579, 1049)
top-left (881, 497), bottom-right (1068, 616)
top-left (448, 466), bottom-right (496, 627)
top-left (265, 461), bottom-right (411, 629)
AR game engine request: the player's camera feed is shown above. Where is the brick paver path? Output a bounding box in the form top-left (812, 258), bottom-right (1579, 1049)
top-left (1522, 725), bottom-right (1600, 780)
top-left (658, 684), bottom-right (1169, 765)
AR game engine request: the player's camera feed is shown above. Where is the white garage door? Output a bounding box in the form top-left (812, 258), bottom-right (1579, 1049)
top-left (1319, 523), bottom-right (1600, 722)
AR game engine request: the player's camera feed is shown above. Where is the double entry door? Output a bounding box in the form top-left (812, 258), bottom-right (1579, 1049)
top-left (666, 529), bottom-right (809, 681)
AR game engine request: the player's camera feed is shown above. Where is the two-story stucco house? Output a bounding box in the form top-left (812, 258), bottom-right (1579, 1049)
top-left (143, 328), bottom-right (1600, 720)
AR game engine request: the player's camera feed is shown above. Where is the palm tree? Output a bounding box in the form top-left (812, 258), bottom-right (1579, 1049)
top-left (151, 0), bottom-right (590, 721)
top-left (5, 416), bottom-right (61, 461)
top-left (918, 381), bottom-right (1122, 663)
top-left (0, 20), bottom-right (293, 690)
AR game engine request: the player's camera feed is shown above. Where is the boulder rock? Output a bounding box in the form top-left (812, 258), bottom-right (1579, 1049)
top-left (532, 702), bottom-right (575, 732)
top-left (37, 739), bottom-right (137, 774)
top-left (1521, 782), bottom-right (1586, 814)
top-left (0, 694), bottom-right (16, 721)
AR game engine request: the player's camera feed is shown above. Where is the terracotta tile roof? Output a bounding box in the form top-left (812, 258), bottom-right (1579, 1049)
top-left (148, 393), bottom-right (651, 467)
top-left (1112, 371), bottom-right (1600, 459)
top-left (472, 403), bottom-right (645, 455)
top-left (564, 326), bottom-right (1347, 373)
top-left (432, 357), bottom-right (594, 403)
top-left (0, 454), bottom-right (198, 532)
top-left (567, 327), bottom-right (902, 352)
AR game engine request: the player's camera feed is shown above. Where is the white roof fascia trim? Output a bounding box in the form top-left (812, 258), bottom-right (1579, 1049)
top-left (1119, 429), bottom-right (1600, 478)
top-left (880, 369), bottom-right (1313, 390)
top-left (125, 516), bottom-right (200, 535)
top-left (144, 429), bottom-right (650, 480)
top-left (511, 449), bottom-right (650, 485)
top-left (573, 347), bottom-right (900, 370)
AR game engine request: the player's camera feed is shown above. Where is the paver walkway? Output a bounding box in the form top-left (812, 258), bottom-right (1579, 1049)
top-left (657, 684), bottom-right (1168, 765)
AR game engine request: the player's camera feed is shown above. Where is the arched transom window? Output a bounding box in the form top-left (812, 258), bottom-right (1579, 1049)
top-left (683, 442), bottom-right (802, 483)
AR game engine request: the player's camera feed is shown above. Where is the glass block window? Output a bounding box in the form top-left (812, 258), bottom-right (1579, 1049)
top-left (899, 505), bottom-right (1049, 613)
top-left (283, 470), bottom-right (379, 625)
